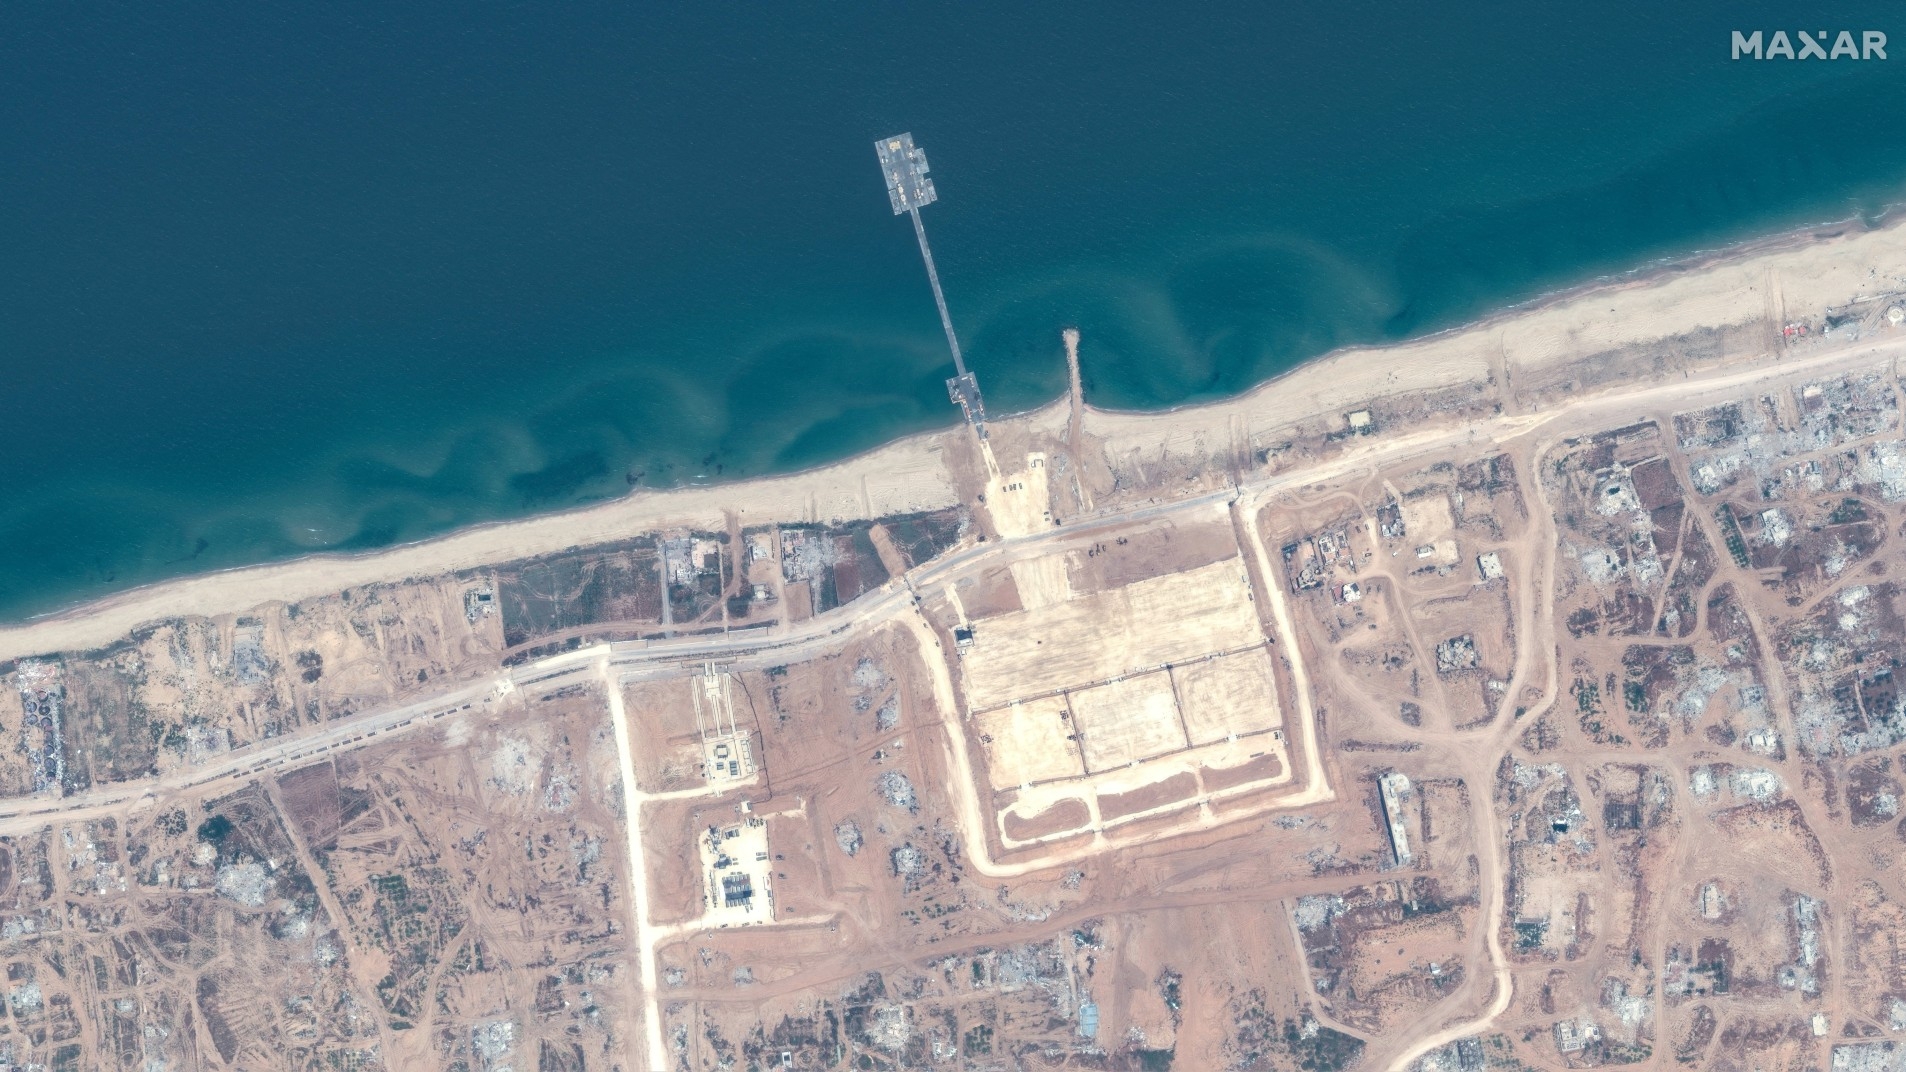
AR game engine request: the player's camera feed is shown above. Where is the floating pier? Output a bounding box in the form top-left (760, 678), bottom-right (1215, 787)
top-left (876, 133), bottom-right (987, 435)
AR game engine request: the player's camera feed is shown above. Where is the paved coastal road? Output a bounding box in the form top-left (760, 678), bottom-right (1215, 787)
top-left (0, 473), bottom-right (1257, 839)
top-left (14, 333), bottom-right (1904, 840)
top-left (6, 333), bottom-right (1905, 1072)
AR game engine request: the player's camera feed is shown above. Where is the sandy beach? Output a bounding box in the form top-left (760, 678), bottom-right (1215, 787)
top-left (5, 213), bottom-right (1906, 662)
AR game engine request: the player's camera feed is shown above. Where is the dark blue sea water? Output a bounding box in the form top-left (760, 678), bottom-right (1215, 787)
top-left (5, 1), bottom-right (1906, 621)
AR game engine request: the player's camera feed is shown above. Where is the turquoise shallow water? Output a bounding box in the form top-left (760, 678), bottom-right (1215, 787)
top-left (5, 2), bottom-right (1906, 622)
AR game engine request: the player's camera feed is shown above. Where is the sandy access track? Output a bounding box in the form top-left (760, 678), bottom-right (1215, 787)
top-left (4, 233), bottom-right (1906, 1069)
top-left (7, 214), bottom-right (1906, 660)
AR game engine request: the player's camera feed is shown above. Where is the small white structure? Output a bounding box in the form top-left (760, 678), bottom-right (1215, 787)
top-left (1347, 410), bottom-right (1374, 433)
top-left (748, 531), bottom-right (776, 564)
top-left (1477, 552), bottom-right (1504, 582)
top-left (1378, 772), bottom-right (1413, 866)
top-left (1700, 883), bottom-right (1724, 920)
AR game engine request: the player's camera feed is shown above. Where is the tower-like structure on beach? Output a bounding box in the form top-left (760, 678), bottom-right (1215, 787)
top-left (876, 133), bottom-right (987, 436)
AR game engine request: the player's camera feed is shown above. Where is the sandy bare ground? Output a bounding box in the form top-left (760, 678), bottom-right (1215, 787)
top-left (0, 435), bottom-right (960, 660)
top-left (16, 263), bottom-right (1906, 1068)
top-left (8, 214), bottom-right (1906, 662)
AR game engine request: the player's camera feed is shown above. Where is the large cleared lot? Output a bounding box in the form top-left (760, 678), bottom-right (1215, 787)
top-left (958, 557), bottom-right (1266, 710)
top-left (963, 555), bottom-right (1283, 793)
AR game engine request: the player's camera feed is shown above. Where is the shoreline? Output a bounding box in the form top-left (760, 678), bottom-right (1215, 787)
top-left (7, 207), bottom-right (1906, 659)
top-left (1088, 206), bottom-right (1897, 425)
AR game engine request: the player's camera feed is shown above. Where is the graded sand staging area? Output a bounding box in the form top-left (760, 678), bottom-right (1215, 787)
top-left (19, 213), bottom-right (1906, 1072)
top-left (986, 450), bottom-right (1056, 538)
top-left (976, 695), bottom-right (1083, 790)
top-left (957, 556), bottom-right (1263, 711)
top-left (1059, 648), bottom-right (1284, 771)
top-left (996, 730), bottom-right (1292, 847)
top-left (1174, 646), bottom-right (1283, 745)
top-left (958, 548), bottom-right (1297, 849)
top-left (1069, 673), bottom-right (1186, 770)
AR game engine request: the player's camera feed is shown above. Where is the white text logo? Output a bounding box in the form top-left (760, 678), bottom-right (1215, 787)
top-left (1732, 30), bottom-right (1887, 59)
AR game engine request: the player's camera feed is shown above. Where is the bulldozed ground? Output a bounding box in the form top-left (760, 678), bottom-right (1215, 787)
top-left (945, 516), bottom-right (1298, 854)
top-left (15, 232), bottom-right (1906, 1071)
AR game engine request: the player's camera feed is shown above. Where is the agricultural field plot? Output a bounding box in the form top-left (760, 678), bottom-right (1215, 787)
top-left (492, 537), bottom-right (664, 647)
top-left (779, 522), bottom-right (894, 619)
top-left (877, 508), bottom-right (971, 570)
